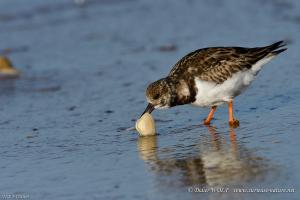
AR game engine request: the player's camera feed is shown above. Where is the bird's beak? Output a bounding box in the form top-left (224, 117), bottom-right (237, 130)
top-left (141, 103), bottom-right (154, 117)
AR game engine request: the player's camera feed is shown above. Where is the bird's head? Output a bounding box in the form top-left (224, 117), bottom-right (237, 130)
top-left (141, 78), bottom-right (173, 116)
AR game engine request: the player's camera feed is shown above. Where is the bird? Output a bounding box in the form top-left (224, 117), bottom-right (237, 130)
top-left (141, 41), bottom-right (287, 127)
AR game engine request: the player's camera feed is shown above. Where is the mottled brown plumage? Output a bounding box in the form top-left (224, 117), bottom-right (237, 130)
top-left (169, 41), bottom-right (286, 84)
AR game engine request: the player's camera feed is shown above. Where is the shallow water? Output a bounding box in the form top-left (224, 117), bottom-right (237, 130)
top-left (0, 0), bottom-right (300, 199)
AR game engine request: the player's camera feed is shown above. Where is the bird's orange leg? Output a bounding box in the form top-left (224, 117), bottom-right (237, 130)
top-left (228, 100), bottom-right (239, 128)
top-left (203, 106), bottom-right (217, 125)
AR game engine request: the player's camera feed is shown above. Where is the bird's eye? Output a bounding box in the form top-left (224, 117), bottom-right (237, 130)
top-left (153, 94), bottom-right (160, 100)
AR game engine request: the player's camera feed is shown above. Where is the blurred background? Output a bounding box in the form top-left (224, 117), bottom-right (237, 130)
top-left (0, 0), bottom-right (299, 199)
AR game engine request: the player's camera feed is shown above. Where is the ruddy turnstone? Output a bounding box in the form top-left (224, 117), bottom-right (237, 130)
top-left (142, 41), bottom-right (287, 127)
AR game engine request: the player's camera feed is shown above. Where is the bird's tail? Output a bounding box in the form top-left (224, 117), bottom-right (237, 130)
top-left (267, 40), bottom-right (287, 56)
top-left (249, 41), bottom-right (287, 73)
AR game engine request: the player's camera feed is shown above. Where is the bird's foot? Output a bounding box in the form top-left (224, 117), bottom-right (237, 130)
top-left (203, 120), bottom-right (210, 126)
top-left (203, 118), bottom-right (212, 126)
top-left (229, 119), bottom-right (239, 128)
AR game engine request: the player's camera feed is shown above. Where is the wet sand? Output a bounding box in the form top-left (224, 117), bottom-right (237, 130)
top-left (0, 0), bottom-right (300, 199)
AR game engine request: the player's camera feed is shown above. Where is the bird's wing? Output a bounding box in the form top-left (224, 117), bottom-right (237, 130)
top-left (168, 41), bottom-right (287, 84)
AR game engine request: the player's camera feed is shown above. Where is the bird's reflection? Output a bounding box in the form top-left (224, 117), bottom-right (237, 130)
top-left (137, 126), bottom-right (273, 187)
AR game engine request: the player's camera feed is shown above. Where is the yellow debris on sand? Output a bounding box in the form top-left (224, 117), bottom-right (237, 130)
top-left (0, 56), bottom-right (20, 78)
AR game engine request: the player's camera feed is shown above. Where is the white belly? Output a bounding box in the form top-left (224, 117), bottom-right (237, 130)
top-left (191, 70), bottom-right (255, 107)
top-left (191, 56), bottom-right (275, 107)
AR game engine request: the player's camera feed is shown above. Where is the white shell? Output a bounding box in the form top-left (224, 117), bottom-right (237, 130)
top-left (135, 113), bottom-right (156, 136)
